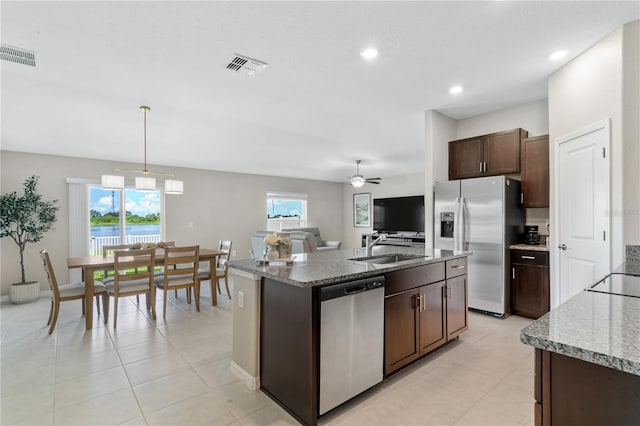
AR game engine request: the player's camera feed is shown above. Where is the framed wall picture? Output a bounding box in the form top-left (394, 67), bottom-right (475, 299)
top-left (353, 193), bottom-right (371, 227)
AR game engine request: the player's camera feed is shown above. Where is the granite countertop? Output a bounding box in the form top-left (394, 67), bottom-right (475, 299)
top-left (520, 285), bottom-right (640, 376)
top-left (613, 260), bottom-right (640, 276)
top-left (509, 243), bottom-right (549, 252)
top-left (228, 246), bottom-right (470, 288)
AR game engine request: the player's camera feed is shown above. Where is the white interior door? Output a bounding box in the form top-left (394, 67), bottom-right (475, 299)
top-left (556, 120), bottom-right (610, 304)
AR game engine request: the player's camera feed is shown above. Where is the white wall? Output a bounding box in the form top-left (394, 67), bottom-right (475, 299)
top-left (456, 99), bottom-right (550, 139)
top-left (342, 172), bottom-right (425, 249)
top-left (548, 26), bottom-right (625, 271)
top-left (622, 20), bottom-right (640, 246)
top-left (0, 151), bottom-right (343, 295)
top-left (548, 20), bottom-right (640, 306)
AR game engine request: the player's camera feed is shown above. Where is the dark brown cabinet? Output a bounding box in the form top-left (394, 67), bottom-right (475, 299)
top-left (521, 135), bottom-right (550, 208)
top-left (384, 258), bottom-right (468, 376)
top-left (511, 250), bottom-right (549, 319)
top-left (449, 128), bottom-right (528, 180)
top-left (534, 349), bottom-right (640, 425)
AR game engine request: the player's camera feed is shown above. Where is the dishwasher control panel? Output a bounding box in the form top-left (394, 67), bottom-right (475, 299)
top-left (320, 276), bottom-right (385, 302)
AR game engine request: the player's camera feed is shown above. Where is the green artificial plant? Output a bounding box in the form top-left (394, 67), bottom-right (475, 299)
top-left (0, 175), bottom-right (59, 284)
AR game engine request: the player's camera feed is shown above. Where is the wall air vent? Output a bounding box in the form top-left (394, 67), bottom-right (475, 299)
top-left (226, 54), bottom-right (267, 76)
top-left (1, 44), bottom-right (36, 67)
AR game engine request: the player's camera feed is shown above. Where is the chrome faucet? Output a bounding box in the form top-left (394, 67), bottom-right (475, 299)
top-left (365, 233), bottom-right (387, 256)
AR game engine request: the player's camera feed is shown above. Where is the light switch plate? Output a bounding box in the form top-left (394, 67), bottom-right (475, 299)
top-left (238, 291), bottom-right (244, 309)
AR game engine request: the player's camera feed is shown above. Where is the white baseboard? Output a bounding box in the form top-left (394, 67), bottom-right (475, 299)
top-left (230, 360), bottom-right (260, 390)
top-left (1, 290), bottom-right (51, 303)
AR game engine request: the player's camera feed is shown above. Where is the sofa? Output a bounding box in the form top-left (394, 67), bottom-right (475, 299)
top-left (251, 229), bottom-right (339, 258)
top-left (280, 227), bottom-right (342, 252)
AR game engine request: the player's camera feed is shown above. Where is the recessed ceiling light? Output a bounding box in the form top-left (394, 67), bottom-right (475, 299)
top-left (449, 85), bottom-right (464, 95)
top-left (549, 50), bottom-right (568, 61)
top-left (360, 48), bottom-right (378, 59)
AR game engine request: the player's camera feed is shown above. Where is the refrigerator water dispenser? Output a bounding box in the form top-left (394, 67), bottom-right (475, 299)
top-left (440, 212), bottom-right (454, 238)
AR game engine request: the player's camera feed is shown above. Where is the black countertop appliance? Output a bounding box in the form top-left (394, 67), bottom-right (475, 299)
top-left (525, 225), bottom-right (539, 245)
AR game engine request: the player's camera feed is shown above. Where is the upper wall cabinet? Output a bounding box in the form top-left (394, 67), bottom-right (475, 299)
top-left (521, 135), bottom-right (549, 208)
top-left (448, 128), bottom-right (529, 180)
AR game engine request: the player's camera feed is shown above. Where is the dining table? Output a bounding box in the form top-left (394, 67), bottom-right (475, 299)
top-left (67, 247), bottom-right (223, 330)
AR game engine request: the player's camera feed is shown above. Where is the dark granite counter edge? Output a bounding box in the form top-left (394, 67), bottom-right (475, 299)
top-left (520, 331), bottom-right (640, 376)
top-left (229, 253), bottom-right (471, 288)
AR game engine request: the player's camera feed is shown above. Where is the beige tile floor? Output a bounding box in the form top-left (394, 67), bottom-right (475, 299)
top-left (1, 280), bottom-right (534, 425)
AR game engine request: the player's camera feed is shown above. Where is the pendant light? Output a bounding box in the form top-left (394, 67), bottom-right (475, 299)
top-left (101, 106), bottom-right (183, 194)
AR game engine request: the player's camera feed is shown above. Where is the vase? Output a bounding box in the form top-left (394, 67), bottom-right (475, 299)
top-left (9, 281), bottom-right (41, 304)
top-left (267, 246), bottom-right (279, 261)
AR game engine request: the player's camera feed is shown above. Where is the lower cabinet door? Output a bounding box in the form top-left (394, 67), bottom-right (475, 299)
top-left (419, 281), bottom-right (447, 355)
top-left (512, 264), bottom-right (550, 319)
top-left (384, 290), bottom-right (419, 375)
top-left (446, 275), bottom-right (468, 339)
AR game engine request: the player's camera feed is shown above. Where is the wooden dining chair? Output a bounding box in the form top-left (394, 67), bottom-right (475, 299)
top-left (198, 240), bottom-right (232, 304)
top-left (40, 249), bottom-right (109, 334)
top-left (154, 245), bottom-right (200, 318)
top-left (105, 248), bottom-right (156, 328)
top-left (102, 244), bottom-right (139, 304)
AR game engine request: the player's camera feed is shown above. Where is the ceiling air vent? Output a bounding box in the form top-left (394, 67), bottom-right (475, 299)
top-left (226, 54), bottom-right (267, 76)
top-left (1, 44), bottom-right (36, 67)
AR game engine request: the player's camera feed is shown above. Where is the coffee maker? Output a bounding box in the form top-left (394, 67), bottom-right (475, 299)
top-left (525, 225), bottom-right (539, 245)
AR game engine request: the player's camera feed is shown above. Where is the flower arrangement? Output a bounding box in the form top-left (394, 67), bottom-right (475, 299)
top-left (263, 232), bottom-right (285, 248)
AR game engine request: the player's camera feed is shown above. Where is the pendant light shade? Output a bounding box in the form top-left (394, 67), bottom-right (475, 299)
top-left (101, 174), bottom-right (125, 190)
top-left (101, 106), bottom-right (183, 194)
top-left (164, 179), bottom-right (184, 195)
top-left (135, 176), bottom-right (156, 191)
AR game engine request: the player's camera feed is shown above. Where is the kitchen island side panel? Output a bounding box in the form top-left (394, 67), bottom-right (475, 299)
top-left (260, 278), bottom-right (318, 426)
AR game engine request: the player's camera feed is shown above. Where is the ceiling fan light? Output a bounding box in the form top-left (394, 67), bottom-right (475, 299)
top-left (135, 176), bottom-right (156, 191)
top-left (351, 176), bottom-right (366, 188)
top-left (165, 179), bottom-right (184, 195)
top-left (101, 174), bottom-right (125, 190)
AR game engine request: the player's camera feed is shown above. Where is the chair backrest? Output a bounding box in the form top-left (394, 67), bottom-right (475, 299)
top-left (161, 245), bottom-right (199, 283)
top-left (102, 244), bottom-right (137, 257)
top-left (40, 249), bottom-right (60, 298)
top-left (217, 240), bottom-right (233, 269)
top-left (113, 248), bottom-right (155, 290)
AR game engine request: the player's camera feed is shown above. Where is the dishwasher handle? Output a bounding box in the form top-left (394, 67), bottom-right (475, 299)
top-left (320, 276), bottom-right (385, 302)
top-left (344, 286), bottom-right (367, 295)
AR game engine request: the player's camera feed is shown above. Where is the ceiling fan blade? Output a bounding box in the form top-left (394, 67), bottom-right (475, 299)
top-left (368, 181), bottom-right (381, 184)
top-left (366, 177), bottom-right (382, 181)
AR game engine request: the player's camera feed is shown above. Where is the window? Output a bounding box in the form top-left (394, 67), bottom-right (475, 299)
top-left (266, 192), bottom-right (307, 231)
top-left (89, 187), bottom-right (163, 255)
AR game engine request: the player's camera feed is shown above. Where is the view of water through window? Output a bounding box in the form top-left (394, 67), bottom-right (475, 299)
top-left (89, 188), bottom-right (161, 252)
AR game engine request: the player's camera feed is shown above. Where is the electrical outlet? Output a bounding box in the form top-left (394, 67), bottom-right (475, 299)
top-left (238, 291), bottom-right (244, 309)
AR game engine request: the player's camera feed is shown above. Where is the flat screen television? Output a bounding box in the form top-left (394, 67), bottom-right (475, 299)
top-left (373, 195), bottom-right (425, 233)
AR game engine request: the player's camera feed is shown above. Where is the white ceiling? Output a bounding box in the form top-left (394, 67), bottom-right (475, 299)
top-left (2, 1), bottom-right (638, 183)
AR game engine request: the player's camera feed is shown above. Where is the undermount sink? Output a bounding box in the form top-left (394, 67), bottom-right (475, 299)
top-left (349, 253), bottom-right (429, 264)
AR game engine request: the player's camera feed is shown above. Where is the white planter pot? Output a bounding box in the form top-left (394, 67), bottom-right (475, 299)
top-left (9, 281), bottom-right (41, 304)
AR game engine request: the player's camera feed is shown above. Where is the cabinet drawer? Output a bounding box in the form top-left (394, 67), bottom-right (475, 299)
top-left (445, 257), bottom-right (467, 279)
top-left (385, 263), bottom-right (445, 296)
top-left (511, 250), bottom-right (548, 267)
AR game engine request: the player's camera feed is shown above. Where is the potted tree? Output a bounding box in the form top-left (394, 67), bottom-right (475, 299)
top-left (1, 175), bottom-right (59, 304)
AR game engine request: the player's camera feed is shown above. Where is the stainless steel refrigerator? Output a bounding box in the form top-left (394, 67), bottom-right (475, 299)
top-left (434, 176), bottom-right (524, 317)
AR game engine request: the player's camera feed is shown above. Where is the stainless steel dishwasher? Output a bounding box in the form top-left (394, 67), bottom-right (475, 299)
top-left (319, 276), bottom-right (385, 415)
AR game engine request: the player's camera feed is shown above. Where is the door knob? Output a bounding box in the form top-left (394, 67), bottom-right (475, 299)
top-left (558, 244), bottom-right (567, 250)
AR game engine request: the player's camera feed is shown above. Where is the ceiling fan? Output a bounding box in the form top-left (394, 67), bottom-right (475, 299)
top-left (348, 160), bottom-right (381, 187)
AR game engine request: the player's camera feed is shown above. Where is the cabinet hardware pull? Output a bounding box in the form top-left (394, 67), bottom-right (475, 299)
top-left (522, 256), bottom-right (536, 260)
top-left (512, 267), bottom-right (516, 279)
top-left (415, 294), bottom-right (421, 311)
top-left (450, 265), bottom-right (465, 269)
top-left (480, 162), bottom-right (483, 172)
top-left (421, 295), bottom-right (426, 312)
top-left (484, 162), bottom-right (487, 172)
top-left (448, 286), bottom-right (452, 299)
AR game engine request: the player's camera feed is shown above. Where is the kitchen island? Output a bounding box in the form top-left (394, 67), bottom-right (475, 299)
top-left (229, 246), bottom-right (471, 426)
top-left (520, 258), bottom-right (640, 425)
